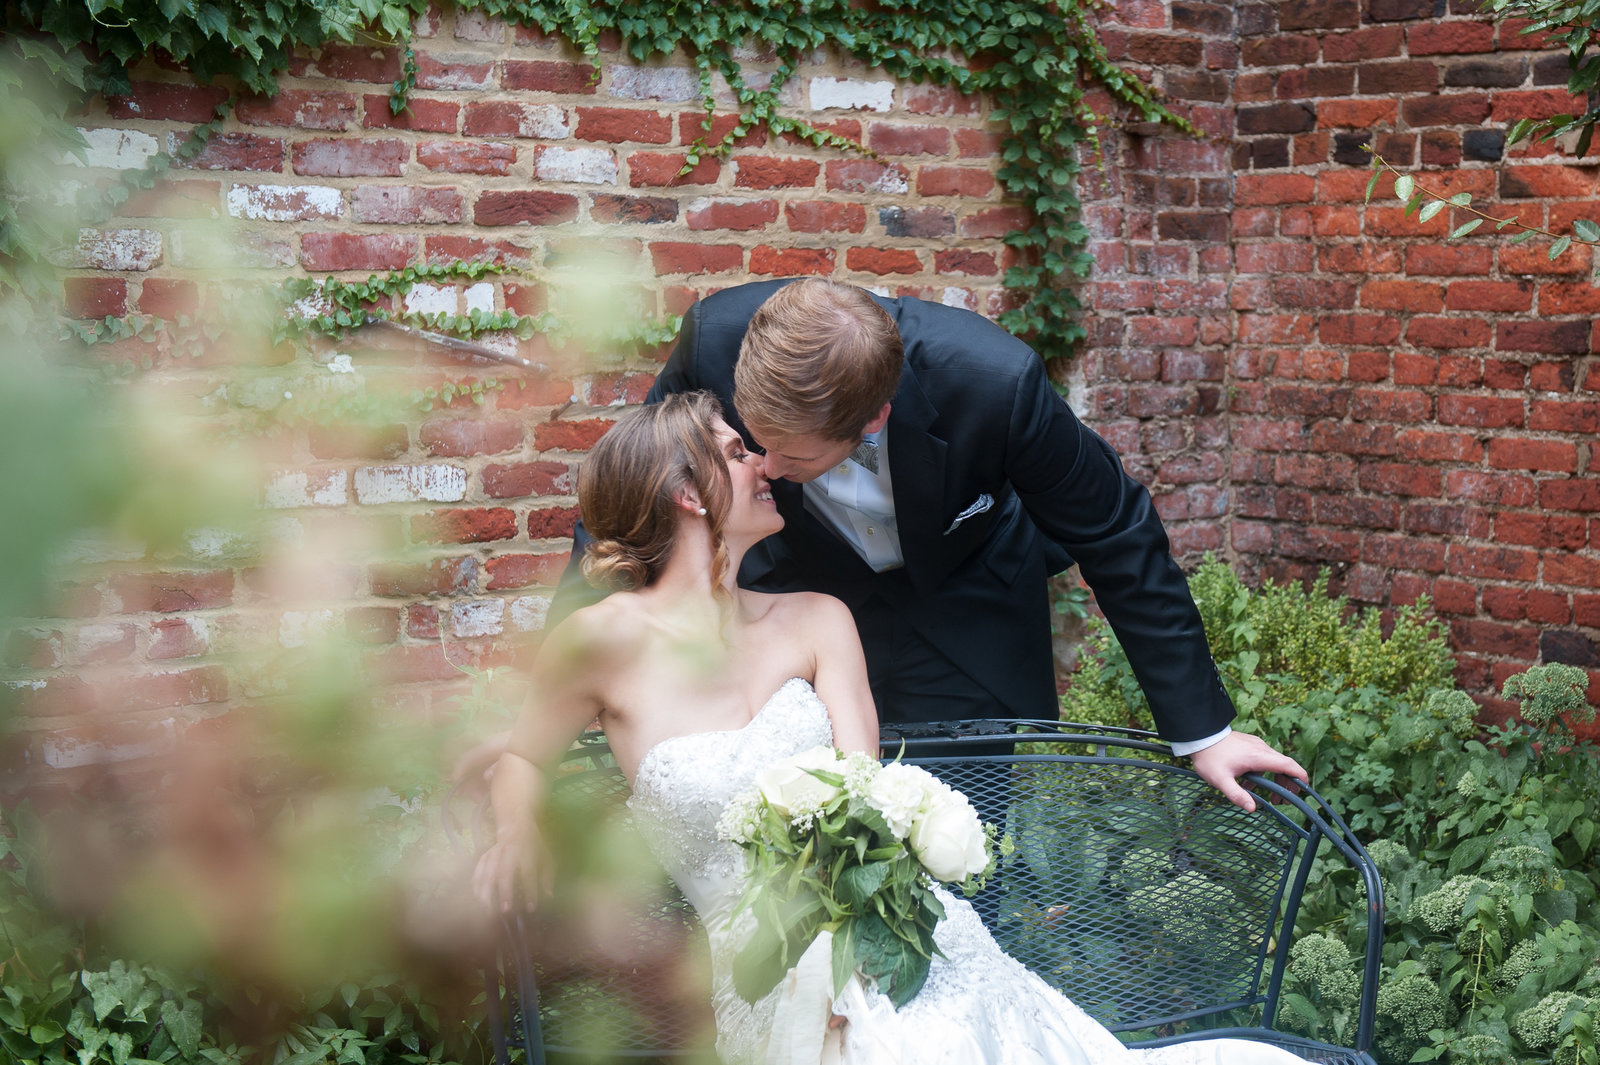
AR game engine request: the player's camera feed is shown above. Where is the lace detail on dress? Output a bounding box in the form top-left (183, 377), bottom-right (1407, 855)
top-left (625, 678), bottom-right (1310, 1065)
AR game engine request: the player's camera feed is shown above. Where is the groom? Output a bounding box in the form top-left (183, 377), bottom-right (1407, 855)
top-left (554, 278), bottom-right (1304, 810)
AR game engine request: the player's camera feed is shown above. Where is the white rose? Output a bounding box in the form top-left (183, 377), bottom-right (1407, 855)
top-left (867, 762), bottom-right (933, 839)
top-left (756, 745), bottom-right (843, 818)
top-left (909, 790), bottom-right (989, 883)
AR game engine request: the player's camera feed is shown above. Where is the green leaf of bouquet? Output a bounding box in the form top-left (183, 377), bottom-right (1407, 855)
top-left (832, 920), bottom-right (858, 996)
top-left (732, 922), bottom-right (792, 1004)
top-left (837, 861), bottom-right (892, 909)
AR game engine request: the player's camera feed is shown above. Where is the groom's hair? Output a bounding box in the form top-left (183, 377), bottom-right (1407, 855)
top-left (734, 279), bottom-right (902, 444)
top-left (579, 391), bottom-right (734, 594)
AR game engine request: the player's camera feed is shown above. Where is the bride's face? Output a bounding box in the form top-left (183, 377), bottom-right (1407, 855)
top-left (710, 416), bottom-right (784, 541)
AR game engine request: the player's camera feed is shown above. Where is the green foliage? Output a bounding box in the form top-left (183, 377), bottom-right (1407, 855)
top-left (6, 0), bottom-right (1194, 366)
top-left (1060, 556), bottom-right (1457, 729)
top-left (1063, 559), bottom-right (1600, 1062)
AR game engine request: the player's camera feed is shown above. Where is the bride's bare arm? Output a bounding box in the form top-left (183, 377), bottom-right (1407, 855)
top-left (802, 594), bottom-right (880, 756)
top-left (474, 614), bottom-right (611, 912)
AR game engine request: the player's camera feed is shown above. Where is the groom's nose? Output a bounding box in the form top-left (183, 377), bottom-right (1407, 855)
top-left (757, 452), bottom-right (790, 481)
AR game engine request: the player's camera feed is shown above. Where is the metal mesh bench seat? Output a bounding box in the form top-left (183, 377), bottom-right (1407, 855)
top-left (483, 720), bottom-right (1383, 1065)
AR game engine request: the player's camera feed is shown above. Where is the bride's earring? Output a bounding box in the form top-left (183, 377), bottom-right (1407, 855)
top-left (695, 506), bottom-right (707, 516)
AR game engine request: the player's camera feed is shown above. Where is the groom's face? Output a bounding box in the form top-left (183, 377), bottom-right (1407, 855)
top-left (751, 430), bottom-right (860, 485)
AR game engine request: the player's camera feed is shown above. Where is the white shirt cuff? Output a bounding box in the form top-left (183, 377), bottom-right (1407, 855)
top-left (1169, 725), bottom-right (1231, 758)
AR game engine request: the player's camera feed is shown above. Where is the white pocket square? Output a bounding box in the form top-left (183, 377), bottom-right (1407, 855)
top-left (943, 493), bottom-right (994, 534)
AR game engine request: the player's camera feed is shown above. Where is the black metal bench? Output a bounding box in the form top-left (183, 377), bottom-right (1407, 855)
top-left (478, 720), bottom-right (1383, 1064)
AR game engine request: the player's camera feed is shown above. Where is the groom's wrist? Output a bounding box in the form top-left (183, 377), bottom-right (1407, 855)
top-left (1169, 726), bottom-right (1231, 758)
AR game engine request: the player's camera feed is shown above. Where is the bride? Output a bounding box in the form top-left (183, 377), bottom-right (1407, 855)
top-left (474, 391), bottom-right (1311, 1065)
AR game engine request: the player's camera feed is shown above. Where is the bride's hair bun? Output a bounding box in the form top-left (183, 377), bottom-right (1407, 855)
top-left (578, 391), bottom-right (736, 592)
top-left (579, 535), bottom-right (652, 591)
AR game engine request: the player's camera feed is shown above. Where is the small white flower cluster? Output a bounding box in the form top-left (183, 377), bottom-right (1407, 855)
top-left (719, 745), bottom-right (990, 884)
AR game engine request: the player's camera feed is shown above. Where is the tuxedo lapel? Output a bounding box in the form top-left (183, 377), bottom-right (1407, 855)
top-left (883, 362), bottom-right (950, 597)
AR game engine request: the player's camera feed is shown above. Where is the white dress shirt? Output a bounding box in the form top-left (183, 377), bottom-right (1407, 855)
top-left (801, 427), bottom-right (904, 572)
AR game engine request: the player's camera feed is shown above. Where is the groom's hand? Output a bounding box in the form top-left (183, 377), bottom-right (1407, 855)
top-left (1188, 732), bottom-right (1307, 813)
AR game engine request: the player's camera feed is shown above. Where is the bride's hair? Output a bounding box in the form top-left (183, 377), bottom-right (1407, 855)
top-left (578, 391), bottom-right (736, 594)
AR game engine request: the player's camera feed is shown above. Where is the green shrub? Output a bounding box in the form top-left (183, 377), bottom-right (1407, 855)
top-left (1060, 557), bottom-right (1457, 729)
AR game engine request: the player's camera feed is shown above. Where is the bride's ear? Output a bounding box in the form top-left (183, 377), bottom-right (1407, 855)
top-left (675, 489), bottom-right (708, 518)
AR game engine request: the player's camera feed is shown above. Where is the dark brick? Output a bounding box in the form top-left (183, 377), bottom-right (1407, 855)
top-left (1542, 630), bottom-right (1598, 668)
top-left (1238, 103), bottom-right (1317, 134)
top-left (1128, 35), bottom-right (1204, 65)
top-left (1359, 61), bottom-right (1439, 93)
top-left (1279, 0), bottom-right (1360, 30)
top-left (1444, 57), bottom-right (1529, 87)
top-left (1157, 212), bottom-right (1230, 241)
top-left (1166, 70), bottom-right (1230, 102)
top-left (1533, 54), bottom-right (1571, 86)
top-left (1251, 139), bottom-right (1292, 168)
top-left (590, 193), bottom-right (677, 224)
top-left (1238, 3), bottom-right (1277, 34)
top-left (878, 206), bottom-right (955, 238)
top-left (1463, 129), bottom-right (1505, 161)
top-left (1332, 131), bottom-right (1373, 166)
top-left (1368, 0), bottom-right (1445, 20)
top-left (1171, 1), bottom-right (1234, 34)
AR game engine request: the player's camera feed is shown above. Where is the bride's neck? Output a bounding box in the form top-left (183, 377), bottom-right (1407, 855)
top-left (644, 519), bottom-right (750, 615)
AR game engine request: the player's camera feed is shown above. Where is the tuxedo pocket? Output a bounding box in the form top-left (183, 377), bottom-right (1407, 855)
top-left (943, 493), bottom-right (995, 535)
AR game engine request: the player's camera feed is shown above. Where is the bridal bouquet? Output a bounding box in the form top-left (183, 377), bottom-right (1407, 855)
top-left (715, 746), bottom-right (995, 1008)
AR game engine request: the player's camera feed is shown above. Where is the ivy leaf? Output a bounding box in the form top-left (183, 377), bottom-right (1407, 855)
top-left (1450, 219), bottom-right (1483, 238)
top-left (160, 998), bottom-right (203, 1059)
top-left (1364, 169), bottom-right (1381, 203)
top-left (1574, 218), bottom-right (1600, 242)
top-left (1393, 174), bottom-right (1414, 203)
top-left (1549, 235), bottom-right (1572, 260)
top-left (1418, 200), bottom-right (1446, 222)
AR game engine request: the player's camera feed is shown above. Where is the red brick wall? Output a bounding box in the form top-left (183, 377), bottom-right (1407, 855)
top-left (11, 1), bottom-right (1599, 773)
top-left (1081, 0), bottom-right (1598, 717)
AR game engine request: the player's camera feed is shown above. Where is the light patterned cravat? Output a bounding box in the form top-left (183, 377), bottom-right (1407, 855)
top-left (848, 438), bottom-right (879, 474)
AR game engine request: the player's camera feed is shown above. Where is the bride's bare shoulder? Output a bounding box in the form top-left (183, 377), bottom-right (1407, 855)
top-left (742, 589), bottom-right (852, 629)
top-left (543, 592), bottom-right (651, 662)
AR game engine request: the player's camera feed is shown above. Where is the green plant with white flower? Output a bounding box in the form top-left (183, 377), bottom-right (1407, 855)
top-left (717, 746), bottom-right (998, 1009)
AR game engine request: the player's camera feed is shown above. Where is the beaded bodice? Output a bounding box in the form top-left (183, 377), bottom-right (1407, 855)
top-left (627, 676), bottom-right (832, 919)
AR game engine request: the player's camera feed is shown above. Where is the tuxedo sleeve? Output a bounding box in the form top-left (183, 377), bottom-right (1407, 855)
top-left (1003, 356), bottom-right (1234, 743)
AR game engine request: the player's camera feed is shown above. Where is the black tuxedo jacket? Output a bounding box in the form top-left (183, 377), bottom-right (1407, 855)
top-left (556, 280), bottom-right (1234, 741)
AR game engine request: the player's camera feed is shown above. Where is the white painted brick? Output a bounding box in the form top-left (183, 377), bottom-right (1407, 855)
top-left (355, 464), bottom-right (468, 504)
top-left (510, 595), bottom-right (551, 632)
top-left (226, 184), bottom-right (342, 222)
top-left (231, 376), bottom-right (294, 411)
top-left (451, 598), bottom-right (505, 638)
top-left (611, 65), bottom-right (701, 102)
top-left (454, 9), bottom-right (506, 41)
top-left (40, 719), bottom-right (177, 769)
top-left (74, 127), bottom-right (160, 169)
top-left (421, 52), bottom-right (491, 88)
top-left (170, 227), bottom-right (295, 269)
top-left (75, 624), bottom-right (133, 661)
top-left (712, 69), bottom-right (801, 108)
top-left (265, 469), bottom-right (351, 508)
top-left (464, 283), bottom-right (495, 314)
top-left (279, 609), bottom-right (337, 649)
top-left (508, 104), bottom-right (569, 139)
top-left (56, 533), bottom-right (146, 564)
top-left (403, 283), bottom-right (459, 317)
top-left (941, 287), bottom-right (978, 311)
top-left (809, 77), bottom-right (894, 112)
top-left (56, 228), bottom-right (163, 271)
top-left (535, 145), bottom-right (618, 185)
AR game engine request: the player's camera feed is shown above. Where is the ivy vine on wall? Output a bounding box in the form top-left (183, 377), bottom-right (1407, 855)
top-left (2, 0), bottom-right (1193, 364)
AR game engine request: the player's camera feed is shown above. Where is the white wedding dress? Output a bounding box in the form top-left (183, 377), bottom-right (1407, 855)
top-left (627, 678), bottom-right (1312, 1065)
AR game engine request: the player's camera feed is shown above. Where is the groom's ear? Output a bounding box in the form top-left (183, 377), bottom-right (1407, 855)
top-left (862, 403), bottom-right (892, 434)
